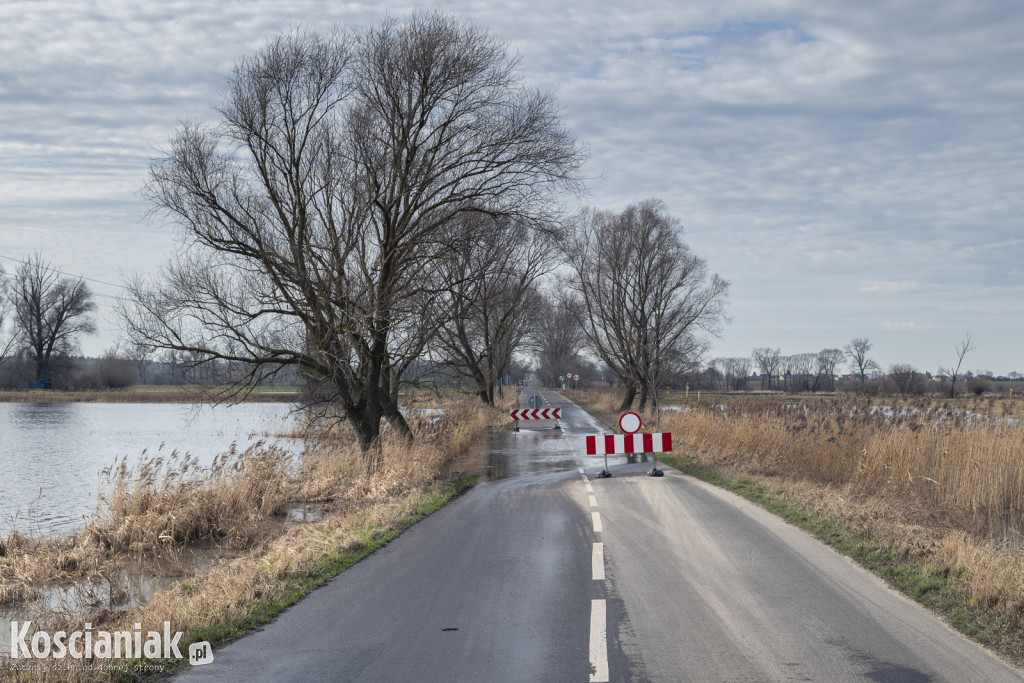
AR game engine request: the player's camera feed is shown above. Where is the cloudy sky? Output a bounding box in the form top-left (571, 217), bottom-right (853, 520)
top-left (1, 0), bottom-right (1022, 376)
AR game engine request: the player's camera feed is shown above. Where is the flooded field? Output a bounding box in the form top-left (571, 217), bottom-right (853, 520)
top-left (0, 402), bottom-right (301, 536)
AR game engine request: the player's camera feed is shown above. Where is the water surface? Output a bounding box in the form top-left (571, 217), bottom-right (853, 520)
top-left (0, 402), bottom-right (300, 535)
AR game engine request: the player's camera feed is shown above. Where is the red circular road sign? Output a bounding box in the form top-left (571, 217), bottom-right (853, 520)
top-left (573, 374), bottom-right (580, 381)
top-left (619, 411), bottom-right (642, 434)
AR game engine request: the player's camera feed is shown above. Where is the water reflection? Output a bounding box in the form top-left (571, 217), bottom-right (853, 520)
top-left (0, 402), bottom-right (301, 536)
top-left (450, 420), bottom-right (648, 482)
top-left (450, 428), bottom-right (579, 481)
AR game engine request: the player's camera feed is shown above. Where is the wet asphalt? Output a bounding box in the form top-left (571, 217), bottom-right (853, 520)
top-left (175, 387), bottom-right (1024, 682)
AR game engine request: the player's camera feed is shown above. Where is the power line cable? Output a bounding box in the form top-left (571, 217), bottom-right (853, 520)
top-left (0, 253), bottom-right (126, 292)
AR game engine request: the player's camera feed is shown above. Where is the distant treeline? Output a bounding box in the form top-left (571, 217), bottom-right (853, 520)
top-left (0, 351), bottom-right (531, 394)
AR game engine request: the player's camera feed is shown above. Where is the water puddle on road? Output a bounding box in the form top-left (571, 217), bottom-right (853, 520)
top-left (449, 426), bottom-right (658, 482)
top-left (448, 428), bottom-right (578, 481)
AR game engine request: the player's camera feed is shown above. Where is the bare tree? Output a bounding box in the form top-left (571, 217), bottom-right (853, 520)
top-left (844, 337), bottom-right (880, 385)
top-left (938, 331), bottom-right (976, 398)
top-left (888, 363), bottom-right (922, 396)
top-left (119, 16), bottom-right (584, 454)
top-left (716, 356), bottom-right (757, 393)
top-left (0, 264), bottom-right (17, 364)
top-left (751, 347), bottom-right (781, 390)
top-left (532, 296), bottom-right (587, 389)
top-left (816, 348), bottom-right (844, 392)
top-left (723, 357), bottom-right (751, 391)
top-left (11, 254), bottom-right (96, 383)
top-left (563, 199), bottom-right (729, 411)
top-left (788, 352), bottom-right (816, 392)
top-left (126, 341), bottom-right (154, 385)
top-left (433, 215), bottom-right (550, 404)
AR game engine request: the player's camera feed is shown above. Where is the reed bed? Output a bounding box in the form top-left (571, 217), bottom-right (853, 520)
top-left (657, 397), bottom-right (1024, 540)
top-left (86, 443), bottom-right (298, 553)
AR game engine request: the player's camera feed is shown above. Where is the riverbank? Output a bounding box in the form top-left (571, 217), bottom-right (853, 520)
top-left (574, 388), bottom-right (1024, 668)
top-left (0, 394), bottom-right (507, 681)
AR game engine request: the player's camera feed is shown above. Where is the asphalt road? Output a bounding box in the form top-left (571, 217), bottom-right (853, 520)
top-left (177, 387), bottom-right (1023, 682)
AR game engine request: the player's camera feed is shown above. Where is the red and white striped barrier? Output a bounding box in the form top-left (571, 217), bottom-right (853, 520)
top-left (585, 433), bottom-right (672, 455)
top-left (510, 408), bottom-right (562, 420)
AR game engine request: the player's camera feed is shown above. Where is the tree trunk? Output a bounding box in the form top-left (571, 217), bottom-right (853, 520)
top-left (636, 383), bottom-right (648, 412)
top-left (348, 410), bottom-right (380, 455)
top-left (618, 384), bottom-right (636, 411)
top-left (382, 398), bottom-right (413, 441)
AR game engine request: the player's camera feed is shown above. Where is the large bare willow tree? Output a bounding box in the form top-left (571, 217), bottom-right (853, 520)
top-left (564, 199), bottom-right (729, 411)
top-left (120, 14), bottom-right (585, 453)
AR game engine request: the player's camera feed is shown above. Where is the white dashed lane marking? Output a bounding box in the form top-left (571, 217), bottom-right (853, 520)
top-left (589, 599), bottom-right (609, 682)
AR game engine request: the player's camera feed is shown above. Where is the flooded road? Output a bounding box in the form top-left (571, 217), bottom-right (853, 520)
top-left (449, 386), bottom-right (654, 481)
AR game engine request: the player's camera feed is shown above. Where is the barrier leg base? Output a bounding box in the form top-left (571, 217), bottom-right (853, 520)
top-left (596, 470), bottom-right (612, 478)
top-left (648, 468), bottom-right (664, 477)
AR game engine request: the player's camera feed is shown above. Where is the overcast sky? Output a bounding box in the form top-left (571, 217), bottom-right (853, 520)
top-left (1, 0), bottom-right (1022, 376)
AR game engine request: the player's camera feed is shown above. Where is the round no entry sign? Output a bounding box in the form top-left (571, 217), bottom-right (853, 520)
top-left (619, 411), bottom-right (642, 434)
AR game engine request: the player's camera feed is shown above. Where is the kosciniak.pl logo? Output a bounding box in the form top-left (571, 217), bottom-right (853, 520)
top-left (10, 621), bottom-right (212, 665)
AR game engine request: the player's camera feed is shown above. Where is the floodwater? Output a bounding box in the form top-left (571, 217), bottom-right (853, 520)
top-left (448, 404), bottom-right (657, 482)
top-left (0, 402), bottom-right (301, 536)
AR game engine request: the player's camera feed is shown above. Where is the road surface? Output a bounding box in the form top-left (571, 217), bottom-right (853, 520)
top-left (177, 387), bottom-right (1023, 682)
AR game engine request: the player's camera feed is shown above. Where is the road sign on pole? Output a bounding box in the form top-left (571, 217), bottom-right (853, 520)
top-left (619, 411), bottom-right (641, 434)
top-left (592, 413), bottom-right (670, 478)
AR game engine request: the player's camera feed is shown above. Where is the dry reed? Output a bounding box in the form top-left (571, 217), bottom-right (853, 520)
top-left (86, 443), bottom-right (297, 553)
top-left (655, 397), bottom-right (1024, 540)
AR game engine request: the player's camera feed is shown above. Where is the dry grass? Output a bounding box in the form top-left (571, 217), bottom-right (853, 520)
top-left (656, 397), bottom-right (1024, 537)
top-left (86, 443), bottom-right (298, 553)
top-left (0, 394), bottom-right (504, 681)
top-left (584, 390), bottom-right (1024, 625)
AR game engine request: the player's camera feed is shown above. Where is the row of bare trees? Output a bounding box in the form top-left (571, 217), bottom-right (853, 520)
top-left (117, 14), bottom-right (585, 454)
top-left (744, 347), bottom-right (846, 392)
top-left (113, 14), bottom-right (733, 453)
top-left (709, 334), bottom-right (982, 397)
